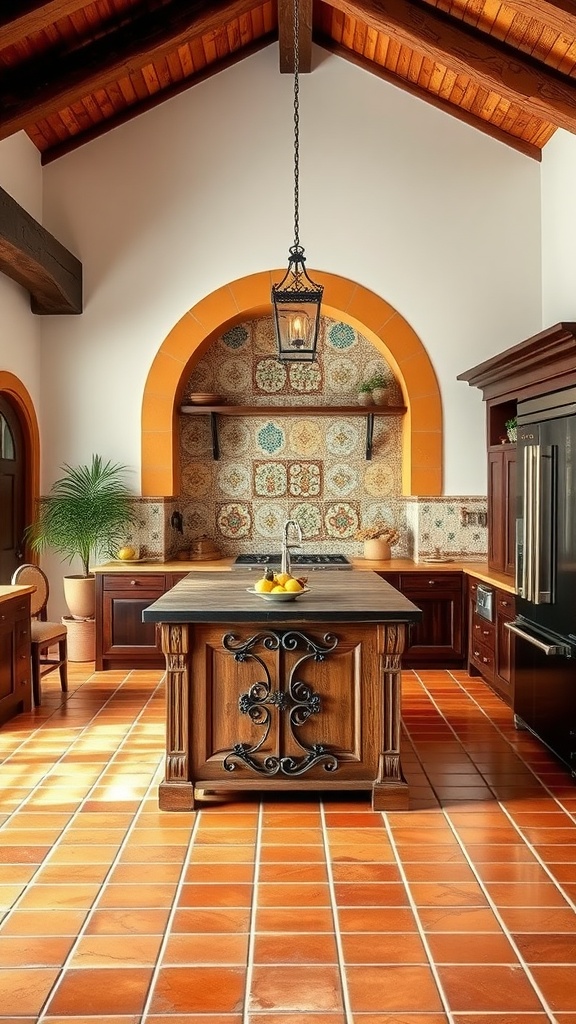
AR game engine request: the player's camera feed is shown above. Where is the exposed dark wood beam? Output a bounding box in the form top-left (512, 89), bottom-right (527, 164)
top-left (0, 0), bottom-right (260, 142)
top-left (0, 185), bottom-right (82, 314)
top-left (318, 36), bottom-right (542, 161)
top-left (0, 1), bottom-right (92, 49)
top-left (331, 0), bottom-right (576, 135)
top-left (278, 0), bottom-right (313, 73)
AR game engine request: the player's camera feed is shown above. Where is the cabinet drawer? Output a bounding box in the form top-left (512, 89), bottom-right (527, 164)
top-left (496, 590), bottom-right (515, 617)
top-left (471, 614), bottom-right (495, 650)
top-left (400, 572), bottom-right (462, 593)
top-left (102, 573), bottom-right (165, 591)
top-left (470, 639), bottom-right (495, 678)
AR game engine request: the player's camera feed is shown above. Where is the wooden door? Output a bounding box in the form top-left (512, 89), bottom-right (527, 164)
top-left (0, 396), bottom-right (25, 584)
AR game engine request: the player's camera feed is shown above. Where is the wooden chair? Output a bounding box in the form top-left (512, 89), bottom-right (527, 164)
top-left (11, 564), bottom-right (68, 706)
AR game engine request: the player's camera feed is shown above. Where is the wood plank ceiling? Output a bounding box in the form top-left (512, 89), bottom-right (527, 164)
top-left (2, 1), bottom-right (576, 164)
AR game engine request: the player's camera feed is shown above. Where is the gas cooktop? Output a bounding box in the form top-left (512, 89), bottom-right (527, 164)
top-left (233, 553), bottom-right (352, 570)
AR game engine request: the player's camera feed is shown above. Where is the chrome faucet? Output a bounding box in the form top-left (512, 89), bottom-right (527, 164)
top-left (281, 519), bottom-right (302, 577)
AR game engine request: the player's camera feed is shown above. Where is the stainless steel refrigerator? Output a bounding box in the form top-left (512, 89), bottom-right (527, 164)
top-left (510, 386), bottom-right (576, 772)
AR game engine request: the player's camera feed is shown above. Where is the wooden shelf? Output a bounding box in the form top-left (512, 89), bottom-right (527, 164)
top-left (179, 404), bottom-right (407, 460)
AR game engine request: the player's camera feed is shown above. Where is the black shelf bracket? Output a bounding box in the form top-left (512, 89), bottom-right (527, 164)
top-left (365, 413), bottom-right (375, 460)
top-left (210, 412), bottom-right (220, 460)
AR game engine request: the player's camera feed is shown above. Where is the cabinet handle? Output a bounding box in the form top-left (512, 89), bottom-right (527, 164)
top-left (482, 629), bottom-right (490, 636)
top-left (500, 600), bottom-right (510, 607)
top-left (130, 580), bottom-right (138, 586)
top-left (427, 580), bottom-right (436, 585)
top-left (482, 656), bottom-right (489, 664)
top-left (474, 649), bottom-right (480, 657)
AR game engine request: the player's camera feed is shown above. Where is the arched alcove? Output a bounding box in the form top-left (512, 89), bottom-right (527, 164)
top-left (0, 371), bottom-right (40, 536)
top-left (141, 271), bottom-right (442, 496)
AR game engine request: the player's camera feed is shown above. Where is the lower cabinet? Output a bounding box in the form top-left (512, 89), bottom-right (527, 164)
top-left (467, 577), bottom-right (516, 704)
top-left (0, 592), bottom-right (32, 724)
top-left (96, 572), bottom-right (188, 670)
top-left (377, 572), bottom-right (465, 666)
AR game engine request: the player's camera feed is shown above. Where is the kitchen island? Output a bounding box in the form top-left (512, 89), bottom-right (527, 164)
top-left (143, 570), bottom-right (422, 811)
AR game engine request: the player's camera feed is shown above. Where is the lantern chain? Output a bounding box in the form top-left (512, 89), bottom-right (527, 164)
top-left (293, 0), bottom-right (300, 249)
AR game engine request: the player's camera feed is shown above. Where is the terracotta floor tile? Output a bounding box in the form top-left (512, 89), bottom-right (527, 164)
top-left (146, 1017), bottom-right (243, 1024)
top-left (45, 966), bottom-right (153, 1014)
top-left (184, 862), bottom-right (255, 882)
top-left (69, 933), bottom-right (163, 966)
top-left (162, 931), bottom-right (249, 965)
top-left (426, 931), bottom-right (519, 963)
top-left (246, 1015), bottom-right (345, 1024)
top-left (328, 843), bottom-right (395, 862)
top-left (337, 907), bottom-right (418, 931)
top-left (253, 931), bottom-right (338, 964)
top-left (346, 965), bottom-right (443, 1012)
top-left (513, 933), bottom-right (576, 963)
top-left (483, 881), bottom-right (570, 907)
top-left (248, 965), bottom-right (343, 1012)
top-left (331, 862), bottom-right (401, 882)
top-left (340, 930), bottom-right (427, 964)
top-left (0, 968), bottom-right (60, 1014)
top-left (259, 862), bottom-right (328, 883)
top-left (438, 964), bottom-right (545, 1012)
top-left (0, 935), bottom-right (74, 966)
top-left (419, 907), bottom-right (501, 932)
top-left (529, 966), bottom-right (576, 1010)
top-left (97, 882), bottom-right (177, 908)
top-left (188, 844), bottom-right (256, 863)
top-left (450, 1016), bottom-right (549, 1024)
top-left (171, 907), bottom-right (251, 932)
top-left (408, 881), bottom-right (488, 907)
top-left (255, 907), bottom-right (335, 932)
top-left (85, 907), bottom-right (171, 934)
top-left (149, 966), bottom-right (246, 1012)
top-left (391, 844), bottom-right (467, 863)
top-left (0, 908), bottom-right (89, 935)
top-left (178, 882), bottom-right (253, 907)
top-left (498, 907), bottom-right (576, 932)
top-left (334, 882), bottom-right (409, 906)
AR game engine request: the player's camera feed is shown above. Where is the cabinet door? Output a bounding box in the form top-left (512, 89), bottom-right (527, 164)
top-left (503, 449), bottom-right (517, 577)
top-left (495, 590), bottom-right (516, 704)
top-left (488, 450), bottom-right (505, 572)
top-left (398, 574), bottom-right (464, 664)
top-left (0, 594), bottom-right (32, 723)
top-left (99, 575), bottom-right (166, 669)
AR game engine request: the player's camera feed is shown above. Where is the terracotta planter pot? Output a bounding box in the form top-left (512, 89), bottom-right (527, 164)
top-left (363, 538), bottom-right (391, 561)
top-left (63, 575), bottom-right (95, 619)
top-left (62, 615), bottom-right (95, 662)
top-left (357, 392), bottom-right (373, 406)
top-left (371, 387), bottom-right (388, 406)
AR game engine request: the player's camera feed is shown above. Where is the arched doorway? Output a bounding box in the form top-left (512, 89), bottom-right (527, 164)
top-left (0, 373), bottom-right (40, 583)
top-left (141, 271), bottom-right (442, 497)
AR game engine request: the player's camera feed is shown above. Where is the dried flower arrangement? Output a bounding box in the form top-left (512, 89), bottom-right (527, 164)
top-left (355, 522), bottom-right (400, 545)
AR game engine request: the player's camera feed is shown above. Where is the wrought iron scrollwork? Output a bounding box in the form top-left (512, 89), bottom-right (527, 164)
top-left (222, 629), bottom-right (339, 777)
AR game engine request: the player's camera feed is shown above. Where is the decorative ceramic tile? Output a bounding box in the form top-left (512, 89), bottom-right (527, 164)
top-left (325, 419), bottom-right (360, 457)
top-left (253, 502), bottom-right (289, 539)
top-left (181, 463), bottom-right (213, 498)
top-left (254, 461), bottom-right (287, 497)
top-left (180, 500), bottom-right (213, 538)
top-left (325, 463), bottom-right (359, 498)
top-left (218, 324), bottom-right (249, 352)
top-left (327, 321), bottom-right (356, 350)
top-left (364, 462), bottom-right (395, 496)
top-left (216, 356), bottom-right (251, 394)
top-left (256, 421), bottom-right (285, 455)
top-left (217, 502), bottom-right (252, 539)
top-left (184, 356), bottom-right (214, 394)
top-left (253, 317), bottom-right (276, 355)
top-left (288, 362), bottom-right (322, 394)
top-left (181, 417), bottom-right (212, 457)
top-left (254, 358), bottom-right (287, 393)
top-left (216, 462), bottom-right (251, 499)
top-left (219, 419), bottom-right (251, 457)
top-left (288, 461), bottom-right (322, 498)
top-left (290, 502), bottom-right (323, 539)
top-left (288, 419), bottom-right (324, 457)
top-left (324, 502), bottom-right (360, 539)
top-left (325, 357), bottom-right (360, 394)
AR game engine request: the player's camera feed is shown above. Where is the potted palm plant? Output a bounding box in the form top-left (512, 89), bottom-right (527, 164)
top-left (26, 454), bottom-right (138, 621)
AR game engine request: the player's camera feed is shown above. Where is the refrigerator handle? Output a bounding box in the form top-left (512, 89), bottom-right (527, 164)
top-left (533, 444), bottom-right (555, 605)
top-left (506, 620), bottom-right (571, 658)
top-left (519, 445), bottom-right (536, 602)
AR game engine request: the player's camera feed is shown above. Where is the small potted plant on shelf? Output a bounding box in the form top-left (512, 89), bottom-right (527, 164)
top-left (355, 522), bottom-right (400, 561)
top-left (357, 380), bottom-right (374, 406)
top-left (367, 372), bottom-right (389, 405)
top-left (505, 417), bottom-right (517, 443)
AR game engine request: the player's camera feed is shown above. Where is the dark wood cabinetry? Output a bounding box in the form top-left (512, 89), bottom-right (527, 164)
top-left (377, 572), bottom-right (464, 666)
top-left (0, 591), bottom-right (32, 724)
top-left (467, 576), bottom-right (515, 704)
top-left (488, 445), bottom-right (516, 575)
top-left (96, 572), bottom-right (189, 670)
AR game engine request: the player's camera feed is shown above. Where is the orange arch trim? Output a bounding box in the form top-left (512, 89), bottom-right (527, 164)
top-left (141, 270), bottom-right (442, 496)
top-left (0, 371), bottom-right (41, 539)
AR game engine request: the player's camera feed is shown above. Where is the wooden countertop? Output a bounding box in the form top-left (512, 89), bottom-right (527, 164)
top-left (93, 558), bottom-right (516, 595)
top-left (0, 584), bottom-right (34, 605)
top-left (142, 570), bottom-right (423, 624)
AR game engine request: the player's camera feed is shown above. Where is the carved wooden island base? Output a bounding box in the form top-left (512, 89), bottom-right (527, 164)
top-left (143, 572), bottom-right (422, 811)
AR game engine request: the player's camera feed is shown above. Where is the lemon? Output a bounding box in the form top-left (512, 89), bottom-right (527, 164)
top-left (274, 572), bottom-right (292, 586)
top-left (271, 584), bottom-right (287, 593)
top-left (117, 546), bottom-right (136, 560)
top-left (284, 578), bottom-right (303, 592)
top-left (254, 577), bottom-right (274, 593)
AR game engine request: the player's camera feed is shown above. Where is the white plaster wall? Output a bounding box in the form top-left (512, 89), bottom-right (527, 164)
top-left (41, 44), bottom-right (542, 495)
top-left (0, 132), bottom-right (43, 417)
top-left (541, 128), bottom-right (576, 326)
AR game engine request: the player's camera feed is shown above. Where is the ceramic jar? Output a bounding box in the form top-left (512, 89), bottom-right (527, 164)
top-left (363, 538), bottom-right (392, 560)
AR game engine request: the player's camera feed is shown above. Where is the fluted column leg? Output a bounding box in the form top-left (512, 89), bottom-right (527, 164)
top-left (372, 622), bottom-right (409, 810)
top-left (158, 622), bottom-right (195, 810)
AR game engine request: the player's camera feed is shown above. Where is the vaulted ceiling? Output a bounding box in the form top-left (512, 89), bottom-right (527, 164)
top-left (3, 1), bottom-right (576, 164)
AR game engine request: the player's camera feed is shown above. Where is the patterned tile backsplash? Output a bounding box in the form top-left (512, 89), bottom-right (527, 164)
top-left (127, 315), bottom-right (488, 562)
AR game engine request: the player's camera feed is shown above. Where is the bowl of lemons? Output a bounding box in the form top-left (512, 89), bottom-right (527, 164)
top-left (247, 571), bottom-right (310, 602)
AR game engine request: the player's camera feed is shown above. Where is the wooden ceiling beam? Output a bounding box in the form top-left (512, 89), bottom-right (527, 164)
top-left (0, 185), bottom-right (82, 314)
top-left (0, 0), bottom-right (260, 142)
top-left (502, 1), bottom-right (576, 39)
top-left (0, 2), bottom-right (93, 49)
top-left (278, 0), bottom-right (313, 73)
top-left (330, 0), bottom-right (576, 134)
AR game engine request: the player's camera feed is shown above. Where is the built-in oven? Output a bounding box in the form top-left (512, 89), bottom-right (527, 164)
top-left (475, 583), bottom-right (494, 622)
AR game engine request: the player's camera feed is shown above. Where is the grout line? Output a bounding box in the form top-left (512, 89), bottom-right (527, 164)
top-left (242, 801), bottom-right (263, 1024)
top-left (320, 799), bottom-right (353, 1024)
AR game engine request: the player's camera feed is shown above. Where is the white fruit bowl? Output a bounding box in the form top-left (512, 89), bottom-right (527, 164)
top-left (246, 586), bottom-right (311, 602)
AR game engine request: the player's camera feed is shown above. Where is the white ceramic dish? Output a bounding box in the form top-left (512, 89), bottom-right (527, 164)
top-left (246, 586), bottom-right (311, 602)
top-left (112, 557), bottom-right (146, 563)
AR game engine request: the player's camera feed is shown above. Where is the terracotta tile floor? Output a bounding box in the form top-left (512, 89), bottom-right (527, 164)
top-left (0, 664), bottom-right (575, 1022)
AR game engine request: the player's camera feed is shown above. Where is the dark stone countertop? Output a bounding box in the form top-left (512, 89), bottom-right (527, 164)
top-left (142, 569), bottom-right (423, 624)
